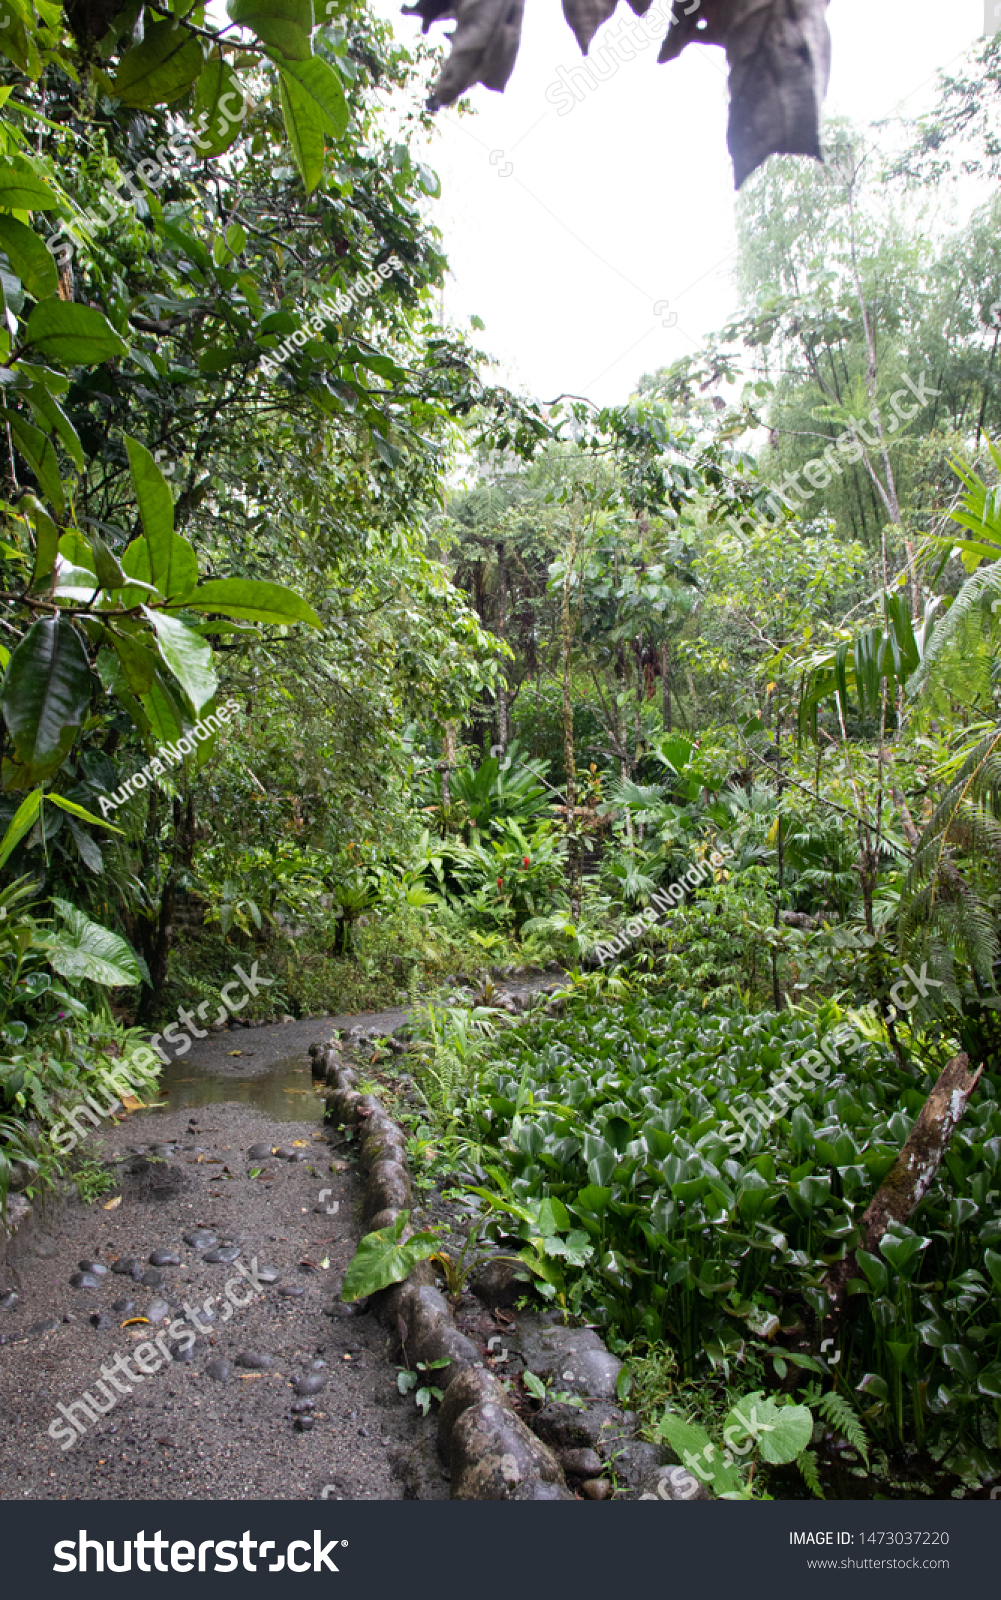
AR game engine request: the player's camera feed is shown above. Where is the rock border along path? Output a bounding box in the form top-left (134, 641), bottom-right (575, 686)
top-left (318, 1039), bottom-right (705, 1503)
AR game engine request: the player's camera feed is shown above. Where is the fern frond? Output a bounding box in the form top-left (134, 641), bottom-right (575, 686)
top-left (796, 1448), bottom-right (825, 1499)
top-left (818, 1391), bottom-right (870, 1468)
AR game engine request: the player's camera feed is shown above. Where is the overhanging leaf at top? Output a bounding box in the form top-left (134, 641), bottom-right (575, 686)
top-left (112, 20), bottom-right (205, 106)
top-left (417, 0), bottom-right (831, 188)
top-left (228, 0), bottom-right (314, 60)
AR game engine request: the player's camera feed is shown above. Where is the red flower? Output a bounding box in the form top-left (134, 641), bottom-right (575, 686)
top-left (523, 856), bottom-right (530, 867)
top-left (497, 877), bottom-right (503, 887)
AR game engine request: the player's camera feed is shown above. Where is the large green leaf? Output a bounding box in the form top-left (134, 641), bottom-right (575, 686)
top-left (43, 899), bottom-right (141, 987)
top-left (275, 54), bottom-right (347, 137)
top-left (341, 1210), bottom-right (439, 1301)
top-left (142, 606), bottom-right (217, 711)
top-left (4, 411), bottom-right (65, 514)
top-left (0, 214), bottom-right (57, 298)
top-left (2, 616), bottom-right (92, 781)
top-left (124, 436), bottom-right (198, 597)
top-left (24, 300), bottom-right (128, 365)
top-left (112, 20), bottom-right (205, 107)
top-left (47, 792), bottom-right (123, 834)
top-left (228, 0), bottom-right (313, 60)
top-left (192, 53), bottom-right (248, 157)
top-left (278, 69), bottom-right (325, 193)
top-left (725, 1393), bottom-right (813, 1466)
top-left (180, 576), bottom-right (321, 628)
top-left (0, 786), bottom-right (43, 869)
top-left (22, 379), bottom-right (85, 472)
top-left (0, 155), bottom-right (59, 211)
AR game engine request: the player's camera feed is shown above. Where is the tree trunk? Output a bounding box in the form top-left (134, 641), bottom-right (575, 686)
top-left (495, 539), bottom-right (508, 750)
top-left (561, 529), bottom-right (580, 922)
top-left (822, 1052), bottom-right (982, 1327)
top-left (662, 639), bottom-right (672, 732)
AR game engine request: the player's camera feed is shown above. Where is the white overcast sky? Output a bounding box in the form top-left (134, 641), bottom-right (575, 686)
top-left (368, 0), bottom-right (993, 406)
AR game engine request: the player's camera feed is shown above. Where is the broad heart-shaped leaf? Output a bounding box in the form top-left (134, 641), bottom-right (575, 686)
top-left (2, 616), bottom-right (92, 781)
top-left (985, 1247), bottom-right (1001, 1293)
top-left (0, 214), bottom-right (57, 298)
top-left (274, 54), bottom-right (348, 136)
top-left (24, 300), bottom-right (128, 366)
top-left (43, 898), bottom-right (141, 987)
top-left (3, 411), bottom-right (65, 515)
top-left (341, 1210), bottom-right (439, 1301)
top-left (725, 1394), bottom-right (813, 1467)
top-left (142, 607), bottom-right (217, 713)
top-left (278, 69), bottom-right (325, 193)
top-left (228, 0), bottom-right (313, 60)
top-left (193, 52), bottom-right (248, 157)
top-left (112, 20), bottom-right (205, 106)
top-left (0, 155), bottom-right (59, 211)
top-left (879, 1231), bottom-right (930, 1275)
top-left (179, 577), bottom-right (321, 628)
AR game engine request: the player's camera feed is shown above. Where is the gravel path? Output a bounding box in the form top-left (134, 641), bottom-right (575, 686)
top-left (0, 1089), bottom-right (446, 1502)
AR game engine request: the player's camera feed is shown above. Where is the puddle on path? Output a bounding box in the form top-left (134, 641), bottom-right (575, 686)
top-left (150, 1053), bottom-right (326, 1122)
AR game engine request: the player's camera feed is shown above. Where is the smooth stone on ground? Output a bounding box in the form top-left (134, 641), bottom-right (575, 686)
top-left (78, 1260), bottom-right (108, 1276)
top-left (277, 1285), bottom-right (305, 1299)
top-left (1, 1291), bottom-right (19, 1310)
top-left (469, 1255), bottom-right (531, 1308)
top-left (235, 1350), bottom-right (274, 1370)
top-left (146, 1299), bottom-right (170, 1323)
top-left (111, 1258), bottom-right (143, 1279)
top-left (255, 1265), bottom-right (281, 1284)
top-left (559, 1447), bottom-right (602, 1477)
top-left (29, 1319), bottom-right (60, 1335)
top-left (203, 1245), bottom-right (241, 1264)
top-left (168, 1340), bottom-right (197, 1362)
top-left (111, 1297), bottom-right (136, 1317)
top-left (581, 1477), bottom-right (612, 1499)
top-left (450, 1401), bottom-right (570, 1501)
top-left (141, 1269), bottom-right (165, 1288)
top-left (205, 1358), bottom-right (231, 1381)
top-left (149, 1249), bottom-right (180, 1267)
top-left (247, 1143), bottom-right (275, 1160)
top-left (294, 1416), bottom-right (314, 1432)
top-left (182, 1230), bottom-right (217, 1249)
top-left (69, 1271), bottom-right (102, 1290)
top-left (292, 1372), bottom-right (325, 1396)
top-left (90, 1313), bottom-right (113, 1330)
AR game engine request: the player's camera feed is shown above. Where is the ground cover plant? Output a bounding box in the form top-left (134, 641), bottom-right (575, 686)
top-left (458, 991), bottom-right (1001, 1496)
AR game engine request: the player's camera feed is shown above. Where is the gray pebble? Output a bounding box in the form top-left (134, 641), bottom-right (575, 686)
top-left (168, 1339), bottom-right (196, 1362)
top-left (70, 1271), bottom-right (102, 1290)
top-left (309, 1358), bottom-right (327, 1370)
top-left (146, 1299), bottom-right (170, 1323)
top-left (78, 1260), bottom-right (108, 1276)
top-left (203, 1245), bottom-right (241, 1264)
top-left (111, 1297), bottom-right (136, 1317)
top-left (112, 1258), bottom-right (143, 1280)
top-left (1, 1291), bottom-right (18, 1311)
top-left (141, 1269), bottom-right (165, 1288)
top-left (278, 1285), bottom-right (305, 1299)
top-left (206, 1358), bottom-right (231, 1381)
top-left (149, 1249), bottom-right (180, 1267)
top-left (247, 1143), bottom-right (274, 1160)
top-left (294, 1416), bottom-right (314, 1432)
top-left (293, 1372), bottom-right (326, 1396)
top-left (235, 1350), bottom-right (274, 1370)
top-left (90, 1313), bottom-right (113, 1330)
top-left (291, 1398), bottom-right (315, 1413)
top-left (255, 1265), bottom-right (281, 1284)
top-left (29, 1319), bottom-right (59, 1335)
top-left (183, 1230), bottom-right (217, 1249)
